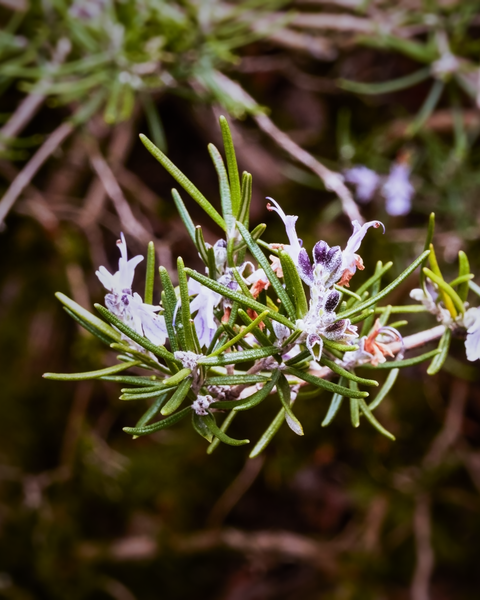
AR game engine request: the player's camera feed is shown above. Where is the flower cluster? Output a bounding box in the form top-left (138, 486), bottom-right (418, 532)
top-left (345, 161), bottom-right (415, 216)
top-left (45, 118), bottom-right (480, 452)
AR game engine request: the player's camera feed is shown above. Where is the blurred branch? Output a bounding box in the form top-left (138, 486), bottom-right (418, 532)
top-left (0, 38), bottom-right (71, 149)
top-left (411, 493), bottom-right (433, 600)
top-left (0, 122), bottom-right (74, 228)
top-left (207, 456), bottom-right (265, 528)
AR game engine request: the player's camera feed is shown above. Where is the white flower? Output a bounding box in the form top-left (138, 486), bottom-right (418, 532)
top-left (463, 306), bottom-right (480, 361)
top-left (192, 395), bottom-right (214, 415)
top-left (382, 163), bottom-right (414, 216)
top-left (409, 287), bottom-right (453, 326)
top-left (339, 220), bottom-right (384, 285)
top-left (344, 166), bottom-right (381, 203)
top-left (266, 197), bottom-right (303, 265)
top-left (188, 278), bottom-right (221, 348)
top-left (96, 233), bottom-right (168, 346)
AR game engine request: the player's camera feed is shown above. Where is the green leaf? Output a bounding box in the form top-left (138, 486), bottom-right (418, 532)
top-left (238, 308), bottom-right (272, 348)
top-left (337, 66), bottom-right (431, 95)
top-left (249, 407), bottom-right (285, 458)
top-left (322, 377), bottom-right (346, 427)
top-left (120, 368), bottom-right (192, 400)
top-left (320, 356), bottom-right (378, 387)
top-left (427, 244), bottom-right (457, 317)
top-left (144, 241), bottom-right (155, 305)
top-left (56, 292), bottom-right (121, 343)
top-left (349, 379), bottom-right (360, 427)
top-left (358, 398), bottom-right (395, 440)
top-left (219, 116), bottom-right (241, 218)
top-left (334, 285), bottom-right (361, 302)
top-left (141, 93), bottom-right (166, 151)
top-left (233, 223), bottom-right (267, 253)
top-left (323, 339), bottom-right (359, 353)
top-left (134, 394), bottom-right (169, 433)
top-left (346, 262), bottom-right (393, 307)
top-left (95, 304), bottom-right (178, 364)
top-left (279, 250), bottom-right (308, 319)
top-left (286, 367), bottom-right (369, 399)
top-left (200, 345), bottom-right (280, 367)
top-left (44, 360), bottom-right (141, 381)
top-left (420, 213), bottom-right (435, 292)
top-left (277, 373), bottom-right (303, 435)
top-left (426, 328), bottom-right (451, 376)
top-left (406, 80), bottom-right (444, 137)
top-left (360, 349), bottom-right (440, 369)
top-left (423, 267), bottom-right (465, 315)
top-left (202, 413), bottom-right (249, 446)
top-left (337, 251), bottom-right (430, 321)
top-left (208, 143), bottom-right (235, 233)
top-left (212, 369), bottom-right (280, 411)
top-left (205, 374), bottom-right (269, 386)
top-left (361, 261), bottom-right (383, 336)
top-left (206, 411), bottom-right (238, 454)
top-left (159, 266), bottom-right (180, 353)
top-left (238, 172), bottom-right (252, 227)
top-left (192, 412), bottom-right (213, 442)
top-left (177, 256), bottom-right (197, 351)
top-left (237, 222), bottom-right (296, 321)
top-left (457, 251), bottom-right (471, 302)
top-left (63, 307), bottom-right (114, 346)
top-left (123, 406), bottom-right (191, 436)
top-left (194, 225), bottom-right (210, 267)
top-left (209, 310), bottom-right (269, 357)
top-left (172, 188), bottom-right (196, 244)
top-left (185, 268), bottom-right (295, 329)
top-left (469, 280), bottom-right (480, 298)
top-left (100, 375), bottom-right (164, 386)
top-left (161, 376), bottom-right (192, 415)
top-left (140, 134), bottom-right (226, 231)
top-left (368, 368), bottom-right (399, 411)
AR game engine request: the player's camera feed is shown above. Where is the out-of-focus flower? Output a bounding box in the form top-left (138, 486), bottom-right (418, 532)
top-left (381, 163), bottom-right (415, 216)
top-left (344, 166), bottom-right (381, 203)
top-left (463, 307), bottom-right (480, 361)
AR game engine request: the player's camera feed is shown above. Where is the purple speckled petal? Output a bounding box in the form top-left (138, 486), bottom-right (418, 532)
top-left (313, 240), bottom-right (329, 266)
top-left (324, 290), bottom-right (341, 312)
top-left (297, 248), bottom-right (314, 285)
top-left (306, 333), bottom-right (323, 361)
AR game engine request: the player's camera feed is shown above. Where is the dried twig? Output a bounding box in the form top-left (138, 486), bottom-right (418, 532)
top-left (411, 493), bottom-right (433, 600)
top-left (0, 122), bottom-right (74, 227)
top-left (207, 456), bottom-right (265, 528)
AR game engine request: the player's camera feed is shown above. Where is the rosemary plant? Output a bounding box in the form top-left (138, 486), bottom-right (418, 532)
top-left (44, 117), bottom-right (480, 456)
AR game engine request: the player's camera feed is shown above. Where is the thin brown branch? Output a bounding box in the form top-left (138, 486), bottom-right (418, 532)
top-left (0, 122), bottom-right (74, 227)
top-left (424, 378), bottom-right (468, 468)
top-left (207, 456), bottom-right (265, 528)
top-left (0, 38), bottom-right (71, 146)
top-left (211, 73), bottom-right (364, 223)
top-left (411, 494), bottom-right (434, 600)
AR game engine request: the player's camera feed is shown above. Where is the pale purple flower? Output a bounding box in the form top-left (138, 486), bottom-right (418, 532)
top-left (340, 220), bottom-right (384, 285)
top-left (381, 163), bottom-right (414, 216)
top-left (297, 219), bottom-right (384, 289)
top-left (464, 307), bottom-right (480, 361)
top-left (188, 279), bottom-right (221, 348)
top-left (96, 233), bottom-right (168, 345)
top-left (344, 166), bottom-right (381, 203)
top-left (266, 197), bottom-right (302, 264)
top-left (96, 233), bottom-right (143, 301)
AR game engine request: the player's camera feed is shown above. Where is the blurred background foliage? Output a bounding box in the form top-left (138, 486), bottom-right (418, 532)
top-left (1, 0), bottom-right (480, 598)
